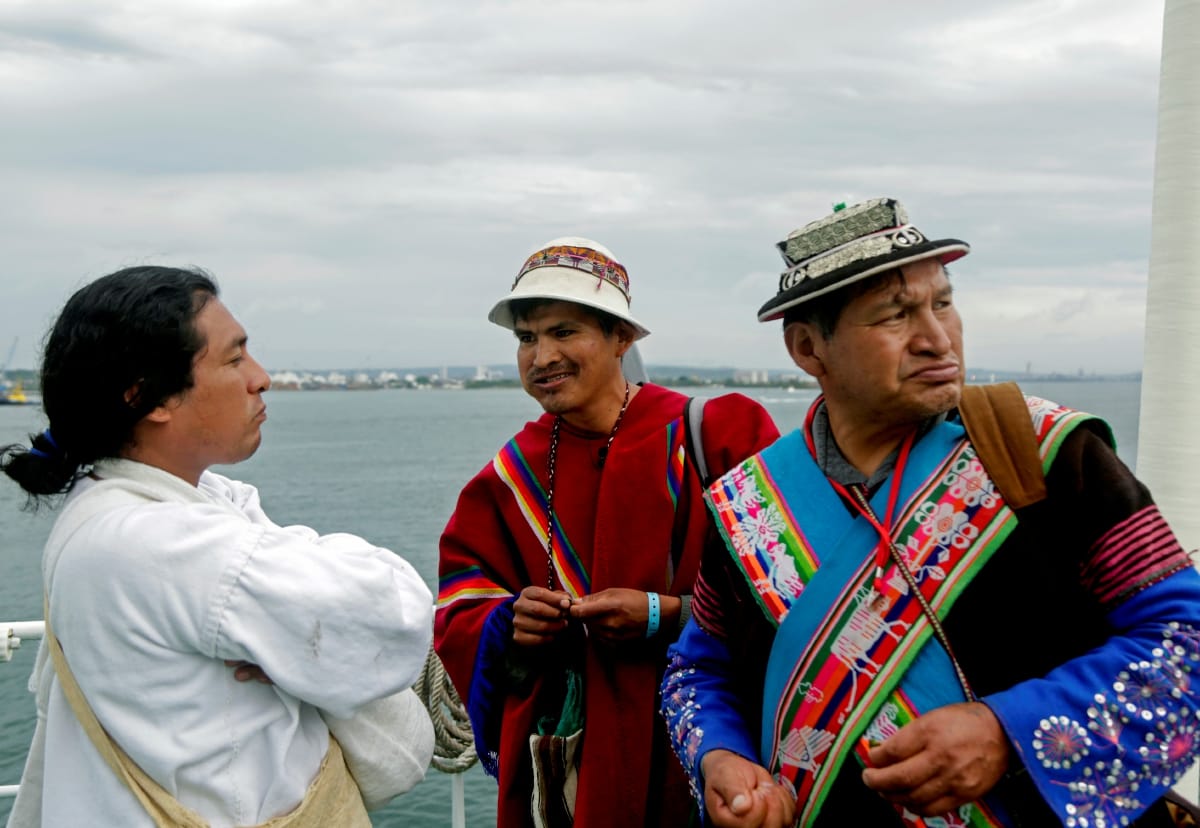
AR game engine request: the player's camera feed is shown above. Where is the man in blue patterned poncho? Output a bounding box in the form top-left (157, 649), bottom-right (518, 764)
top-left (660, 198), bottom-right (1200, 827)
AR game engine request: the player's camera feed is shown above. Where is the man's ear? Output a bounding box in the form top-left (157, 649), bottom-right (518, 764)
top-left (613, 322), bottom-right (636, 358)
top-left (143, 405), bottom-right (173, 424)
top-left (784, 322), bottom-right (826, 379)
top-left (127, 383), bottom-right (175, 423)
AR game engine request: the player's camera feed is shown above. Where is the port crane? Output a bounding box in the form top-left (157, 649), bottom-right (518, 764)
top-left (0, 337), bottom-right (15, 390)
top-left (0, 337), bottom-right (31, 404)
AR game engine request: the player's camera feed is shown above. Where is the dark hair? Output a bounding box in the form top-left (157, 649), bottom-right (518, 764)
top-left (782, 268), bottom-right (914, 337)
top-left (1, 266), bottom-right (218, 502)
top-left (509, 297), bottom-right (623, 337)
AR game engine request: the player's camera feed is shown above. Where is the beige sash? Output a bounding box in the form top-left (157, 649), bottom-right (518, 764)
top-left (43, 596), bottom-right (370, 827)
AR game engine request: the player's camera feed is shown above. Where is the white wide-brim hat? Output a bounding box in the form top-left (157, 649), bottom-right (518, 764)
top-left (488, 236), bottom-right (651, 340)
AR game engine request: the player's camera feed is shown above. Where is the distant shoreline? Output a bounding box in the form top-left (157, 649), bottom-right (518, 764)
top-left (2, 369), bottom-right (1144, 395)
top-left (264, 374), bottom-right (1142, 392)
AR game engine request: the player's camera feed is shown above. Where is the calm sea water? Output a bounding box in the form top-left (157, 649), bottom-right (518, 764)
top-left (0, 381), bottom-right (1142, 826)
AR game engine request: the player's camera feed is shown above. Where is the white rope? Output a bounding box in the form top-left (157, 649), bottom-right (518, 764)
top-left (413, 647), bottom-right (478, 775)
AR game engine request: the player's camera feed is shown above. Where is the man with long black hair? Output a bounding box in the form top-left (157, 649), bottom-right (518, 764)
top-left (2, 266), bottom-right (434, 827)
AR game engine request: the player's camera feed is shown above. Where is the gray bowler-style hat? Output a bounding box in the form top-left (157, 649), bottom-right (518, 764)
top-left (758, 198), bottom-right (970, 322)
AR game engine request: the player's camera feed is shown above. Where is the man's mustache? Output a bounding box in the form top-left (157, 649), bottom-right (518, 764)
top-left (527, 362), bottom-right (575, 382)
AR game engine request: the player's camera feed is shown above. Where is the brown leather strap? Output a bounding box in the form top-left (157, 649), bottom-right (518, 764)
top-left (1165, 789), bottom-right (1200, 826)
top-left (957, 383), bottom-right (1048, 510)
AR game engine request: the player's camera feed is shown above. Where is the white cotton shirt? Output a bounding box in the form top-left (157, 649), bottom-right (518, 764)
top-left (8, 459), bottom-right (433, 827)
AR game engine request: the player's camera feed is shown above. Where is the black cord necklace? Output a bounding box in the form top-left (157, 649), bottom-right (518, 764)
top-left (544, 382), bottom-right (631, 589)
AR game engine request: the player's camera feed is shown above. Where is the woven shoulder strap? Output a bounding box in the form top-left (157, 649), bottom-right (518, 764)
top-left (957, 382), bottom-right (1048, 510)
top-left (42, 596), bottom-right (370, 827)
top-left (43, 593), bottom-right (209, 827)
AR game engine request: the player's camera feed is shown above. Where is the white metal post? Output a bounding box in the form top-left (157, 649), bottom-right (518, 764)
top-left (451, 771), bottom-right (466, 828)
top-left (1138, 0), bottom-right (1200, 803)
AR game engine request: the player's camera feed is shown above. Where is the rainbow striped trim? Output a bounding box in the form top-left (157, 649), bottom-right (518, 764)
top-left (493, 438), bottom-right (589, 598)
top-left (437, 565), bottom-right (513, 609)
top-left (1027, 396), bottom-right (1103, 466)
top-left (858, 687), bottom-right (921, 752)
top-left (666, 418), bottom-right (686, 508)
top-left (708, 457), bottom-right (821, 626)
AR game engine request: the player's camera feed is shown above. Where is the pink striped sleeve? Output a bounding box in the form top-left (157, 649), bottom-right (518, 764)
top-left (1080, 504), bottom-right (1193, 608)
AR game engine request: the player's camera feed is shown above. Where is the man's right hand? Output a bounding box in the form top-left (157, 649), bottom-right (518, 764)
top-left (512, 586), bottom-right (573, 647)
top-left (225, 660), bottom-right (273, 684)
top-left (702, 749), bottom-right (795, 828)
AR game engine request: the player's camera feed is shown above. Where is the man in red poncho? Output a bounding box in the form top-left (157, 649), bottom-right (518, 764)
top-left (435, 237), bottom-right (780, 827)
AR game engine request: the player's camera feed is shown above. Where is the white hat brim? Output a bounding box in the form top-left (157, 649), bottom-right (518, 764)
top-left (488, 266), bottom-right (651, 340)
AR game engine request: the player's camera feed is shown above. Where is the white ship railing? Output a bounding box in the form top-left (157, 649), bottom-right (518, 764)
top-left (1, 620), bottom-right (42, 664)
top-left (1, 614), bottom-right (472, 828)
top-left (1, 622), bottom-right (42, 662)
top-left (1, 620), bottom-right (44, 799)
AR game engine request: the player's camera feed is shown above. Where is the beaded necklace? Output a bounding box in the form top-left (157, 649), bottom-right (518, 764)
top-left (544, 382), bottom-right (631, 590)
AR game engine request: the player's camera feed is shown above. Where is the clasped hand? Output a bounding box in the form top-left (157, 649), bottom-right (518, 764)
top-left (512, 586), bottom-right (653, 646)
top-left (699, 703), bottom-right (1008, 826)
top-left (702, 750), bottom-right (795, 828)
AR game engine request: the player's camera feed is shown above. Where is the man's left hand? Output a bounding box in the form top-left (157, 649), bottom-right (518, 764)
top-left (569, 588), bottom-right (676, 643)
top-left (862, 701), bottom-right (1010, 816)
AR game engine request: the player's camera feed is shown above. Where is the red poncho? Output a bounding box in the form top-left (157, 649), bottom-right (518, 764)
top-left (435, 384), bottom-right (778, 827)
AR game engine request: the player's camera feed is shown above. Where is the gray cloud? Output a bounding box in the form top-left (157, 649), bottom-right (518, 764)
top-left (0, 0), bottom-right (1166, 374)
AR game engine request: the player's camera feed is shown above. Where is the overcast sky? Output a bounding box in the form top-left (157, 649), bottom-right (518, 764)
top-left (0, 0), bottom-right (1167, 375)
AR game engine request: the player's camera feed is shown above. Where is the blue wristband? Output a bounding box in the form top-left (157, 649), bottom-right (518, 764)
top-left (646, 592), bottom-right (661, 638)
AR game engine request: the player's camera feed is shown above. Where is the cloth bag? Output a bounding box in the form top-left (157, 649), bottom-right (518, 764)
top-left (320, 686), bottom-right (435, 810)
top-left (528, 667), bottom-right (585, 828)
